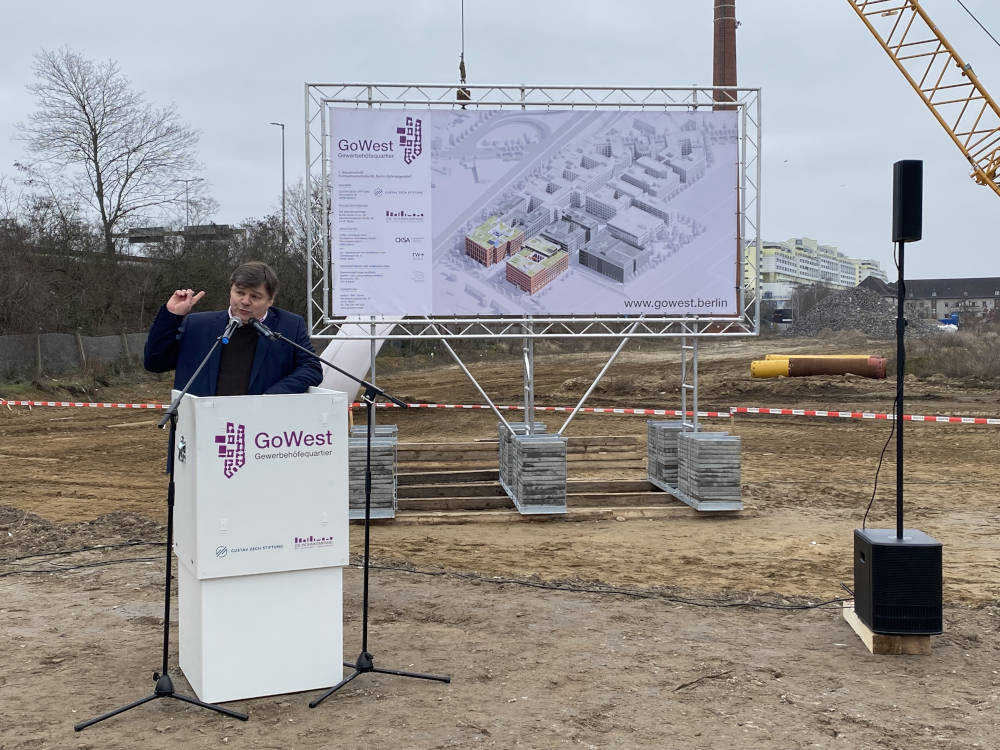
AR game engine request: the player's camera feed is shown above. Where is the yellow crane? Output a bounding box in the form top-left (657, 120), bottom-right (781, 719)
top-left (846, 0), bottom-right (1000, 197)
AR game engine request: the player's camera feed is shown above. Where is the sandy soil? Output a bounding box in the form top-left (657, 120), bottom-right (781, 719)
top-left (2, 334), bottom-right (999, 749)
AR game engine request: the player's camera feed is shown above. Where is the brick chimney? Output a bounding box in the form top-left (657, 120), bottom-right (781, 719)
top-left (713, 0), bottom-right (737, 110)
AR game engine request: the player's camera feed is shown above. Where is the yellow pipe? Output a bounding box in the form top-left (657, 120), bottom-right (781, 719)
top-left (750, 359), bottom-right (789, 378)
top-left (764, 354), bottom-right (875, 361)
top-left (752, 357), bottom-right (887, 379)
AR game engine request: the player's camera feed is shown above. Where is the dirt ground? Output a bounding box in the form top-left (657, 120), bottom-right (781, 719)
top-left (2, 334), bottom-right (999, 749)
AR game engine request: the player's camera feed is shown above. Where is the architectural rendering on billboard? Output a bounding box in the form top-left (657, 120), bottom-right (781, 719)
top-left (329, 107), bottom-right (739, 316)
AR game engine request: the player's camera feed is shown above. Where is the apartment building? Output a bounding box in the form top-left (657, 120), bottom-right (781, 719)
top-left (746, 237), bottom-right (887, 305)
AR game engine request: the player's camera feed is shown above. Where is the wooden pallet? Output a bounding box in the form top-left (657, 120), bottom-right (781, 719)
top-left (842, 601), bottom-right (932, 655)
top-left (387, 435), bottom-right (692, 519)
top-left (396, 436), bottom-right (645, 474)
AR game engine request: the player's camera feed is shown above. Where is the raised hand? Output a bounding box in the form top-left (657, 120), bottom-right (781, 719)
top-left (165, 288), bottom-right (206, 316)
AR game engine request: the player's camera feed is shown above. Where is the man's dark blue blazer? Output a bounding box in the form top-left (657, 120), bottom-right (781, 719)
top-left (143, 305), bottom-right (322, 396)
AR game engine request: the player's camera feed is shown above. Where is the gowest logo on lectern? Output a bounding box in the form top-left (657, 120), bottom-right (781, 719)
top-left (253, 429), bottom-right (335, 449)
top-left (215, 422), bottom-right (336, 477)
top-left (251, 425), bottom-right (337, 463)
top-left (214, 422), bottom-right (246, 478)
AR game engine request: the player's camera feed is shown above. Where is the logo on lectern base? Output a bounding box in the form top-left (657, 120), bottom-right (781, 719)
top-left (215, 422), bottom-right (246, 478)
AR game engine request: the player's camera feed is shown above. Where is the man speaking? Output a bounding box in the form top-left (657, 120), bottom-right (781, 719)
top-left (144, 261), bottom-right (322, 395)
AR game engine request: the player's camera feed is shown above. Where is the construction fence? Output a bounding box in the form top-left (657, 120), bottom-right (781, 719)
top-left (0, 333), bottom-right (149, 379)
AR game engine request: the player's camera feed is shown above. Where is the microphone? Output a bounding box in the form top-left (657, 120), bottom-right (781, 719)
top-left (249, 317), bottom-right (277, 340)
top-left (221, 316), bottom-right (242, 344)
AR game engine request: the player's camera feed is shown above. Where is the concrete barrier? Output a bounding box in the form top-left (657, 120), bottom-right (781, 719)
top-left (348, 424), bottom-right (398, 519)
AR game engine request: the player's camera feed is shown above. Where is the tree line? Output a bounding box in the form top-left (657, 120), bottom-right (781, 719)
top-left (1, 47), bottom-right (317, 336)
top-left (0, 210), bottom-right (313, 336)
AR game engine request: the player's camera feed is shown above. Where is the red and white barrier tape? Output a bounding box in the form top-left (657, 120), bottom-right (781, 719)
top-left (2, 399), bottom-right (998, 425)
top-left (729, 406), bottom-right (1000, 425)
top-left (356, 402), bottom-right (732, 418)
top-left (1, 400), bottom-right (167, 409)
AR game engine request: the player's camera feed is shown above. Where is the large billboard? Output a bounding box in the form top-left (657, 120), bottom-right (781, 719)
top-left (329, 108), bottom-right (739, 316)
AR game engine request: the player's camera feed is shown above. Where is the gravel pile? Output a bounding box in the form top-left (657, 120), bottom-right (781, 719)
top-left (783, 287), bottom-right (942, 339)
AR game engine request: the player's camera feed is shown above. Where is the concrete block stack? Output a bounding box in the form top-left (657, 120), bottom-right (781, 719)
top-left (348, 424), bottom-right (398, 519)
top-left (499, 421), bottom-right (546, 489)
top-left (677, 432), bottom-right (742, 504)
top-left (646, 420), bottom-right (684, 487)
top-left (510, 433), bottom-right (568, 514)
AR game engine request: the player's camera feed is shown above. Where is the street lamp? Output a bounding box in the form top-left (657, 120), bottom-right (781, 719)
top-left (269, 121), bottom-right (286, 250)
top-left (173, 177), bottom-right (204, 227)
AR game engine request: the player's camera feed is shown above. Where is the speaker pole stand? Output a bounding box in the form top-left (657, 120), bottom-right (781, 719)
top-left (850, 159), bottom-right (943, 638)
top-left (895, 238), bottom-right (905, 540)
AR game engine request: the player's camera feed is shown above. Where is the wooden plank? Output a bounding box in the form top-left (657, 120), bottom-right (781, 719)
top-left (398, 461), bottom-right (496, 470)
top-left (398, 496), bottom-right (514, 512)
top-left (399, 441), bottom-right (498, 452)
top-left (568, 479), bottom-right (658, 492)
top-left (398, 469), bottom-right (498, 485)
top-left (567, 492), bottom-right (678, 508)
top-left (388, 505), bottom-right (700, 525)
top-left (398, 449), bottom-right (496, 462)
top-left (566, 453), bottom-right (643, 462)
top-left (399, 482), bottom-right (508, 499)
top-left (399, 458), bottom-right (645, 469)
top-left (397, 436), bottom-right (641, 451)
top-left (570, 444), bottom-right (641, 454)
top-left (567, 435), bottom-right (644, 448)
top-left (842, 602), bottom-right (932, 655)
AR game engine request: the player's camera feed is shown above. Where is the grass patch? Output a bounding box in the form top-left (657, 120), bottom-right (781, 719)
top-left (0, 365), bottom-right (171, 403)
top-left (902, 328), bottom-right (1000, 379)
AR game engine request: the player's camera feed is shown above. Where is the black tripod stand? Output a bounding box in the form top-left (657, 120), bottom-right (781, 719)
top-left (243, 319), bottom-right (451, 707)
top-left (76, 335), bottom-right (249, 731)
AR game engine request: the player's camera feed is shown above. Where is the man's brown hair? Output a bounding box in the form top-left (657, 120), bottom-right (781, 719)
top-left (230, 261), bottom-right (278, 298)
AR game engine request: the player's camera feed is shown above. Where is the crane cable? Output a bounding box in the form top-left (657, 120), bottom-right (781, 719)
top-left (952, 0), bottom-right (1000, 183)
top-left (457, 0), bottom-right (470, 104)
top-left (953, 0), bottom-right (1000, 49)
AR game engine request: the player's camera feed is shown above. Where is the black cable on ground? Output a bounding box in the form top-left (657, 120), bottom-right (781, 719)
top-left (2, 548), bottom-right (853, 612)
top-left (0, 555), bottom-right (161, 577)
top-left (364, 560), bottom-right (852, 612)
top-left (0, 540), bottom-right (164, 565)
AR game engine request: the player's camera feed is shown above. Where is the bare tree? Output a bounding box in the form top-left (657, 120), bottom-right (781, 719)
top-left (17, 48), bottom-right (202, 255)
top-left (0, 174), bottom-right (17, 222)
top-left (284, 176), bottom-right (326, 259)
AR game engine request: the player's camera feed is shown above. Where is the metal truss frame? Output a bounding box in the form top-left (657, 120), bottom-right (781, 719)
top-left (304, 83), bottom-right (762, 341)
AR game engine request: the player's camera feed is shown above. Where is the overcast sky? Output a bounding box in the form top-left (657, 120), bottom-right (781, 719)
top-left (2, 0), bottom-right (999, 279)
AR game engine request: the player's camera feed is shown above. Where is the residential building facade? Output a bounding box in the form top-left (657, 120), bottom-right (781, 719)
top-left (745, 237), bottom-right (888, 306)
top-left (860, 276), bottom-right (1000, 320)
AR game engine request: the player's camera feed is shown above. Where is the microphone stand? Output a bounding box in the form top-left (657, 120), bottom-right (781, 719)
top-left (76, 330), bottom-right (249, 730)
top-left (247, 320), bottom-right (451, 707)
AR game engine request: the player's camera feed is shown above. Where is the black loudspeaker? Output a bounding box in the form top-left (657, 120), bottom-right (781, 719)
top-left (892, 159), bottom-right (923, 242)
top-left (854, 528), bottom-right (942, 634)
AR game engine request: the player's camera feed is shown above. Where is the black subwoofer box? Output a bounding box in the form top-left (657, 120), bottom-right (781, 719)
top-left (853, 528), bottom-right (942, 634)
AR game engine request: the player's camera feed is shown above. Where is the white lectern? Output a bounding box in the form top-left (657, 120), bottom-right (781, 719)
top-left (172, 387), bottom-right (348, 703)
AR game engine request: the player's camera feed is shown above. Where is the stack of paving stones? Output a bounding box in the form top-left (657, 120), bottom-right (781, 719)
top-left (510, 433), bottom-right (568, 514)
top-left (646, 420), bottom-right (684, 488)
top-left (677, 432), bottom-right (742, 504)
top-left (784, 287), bottom-right (941, 339)
top-left (498, 421), bottom-right (546, 490)
top-left (348, 424), bottom-right (397, 519)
